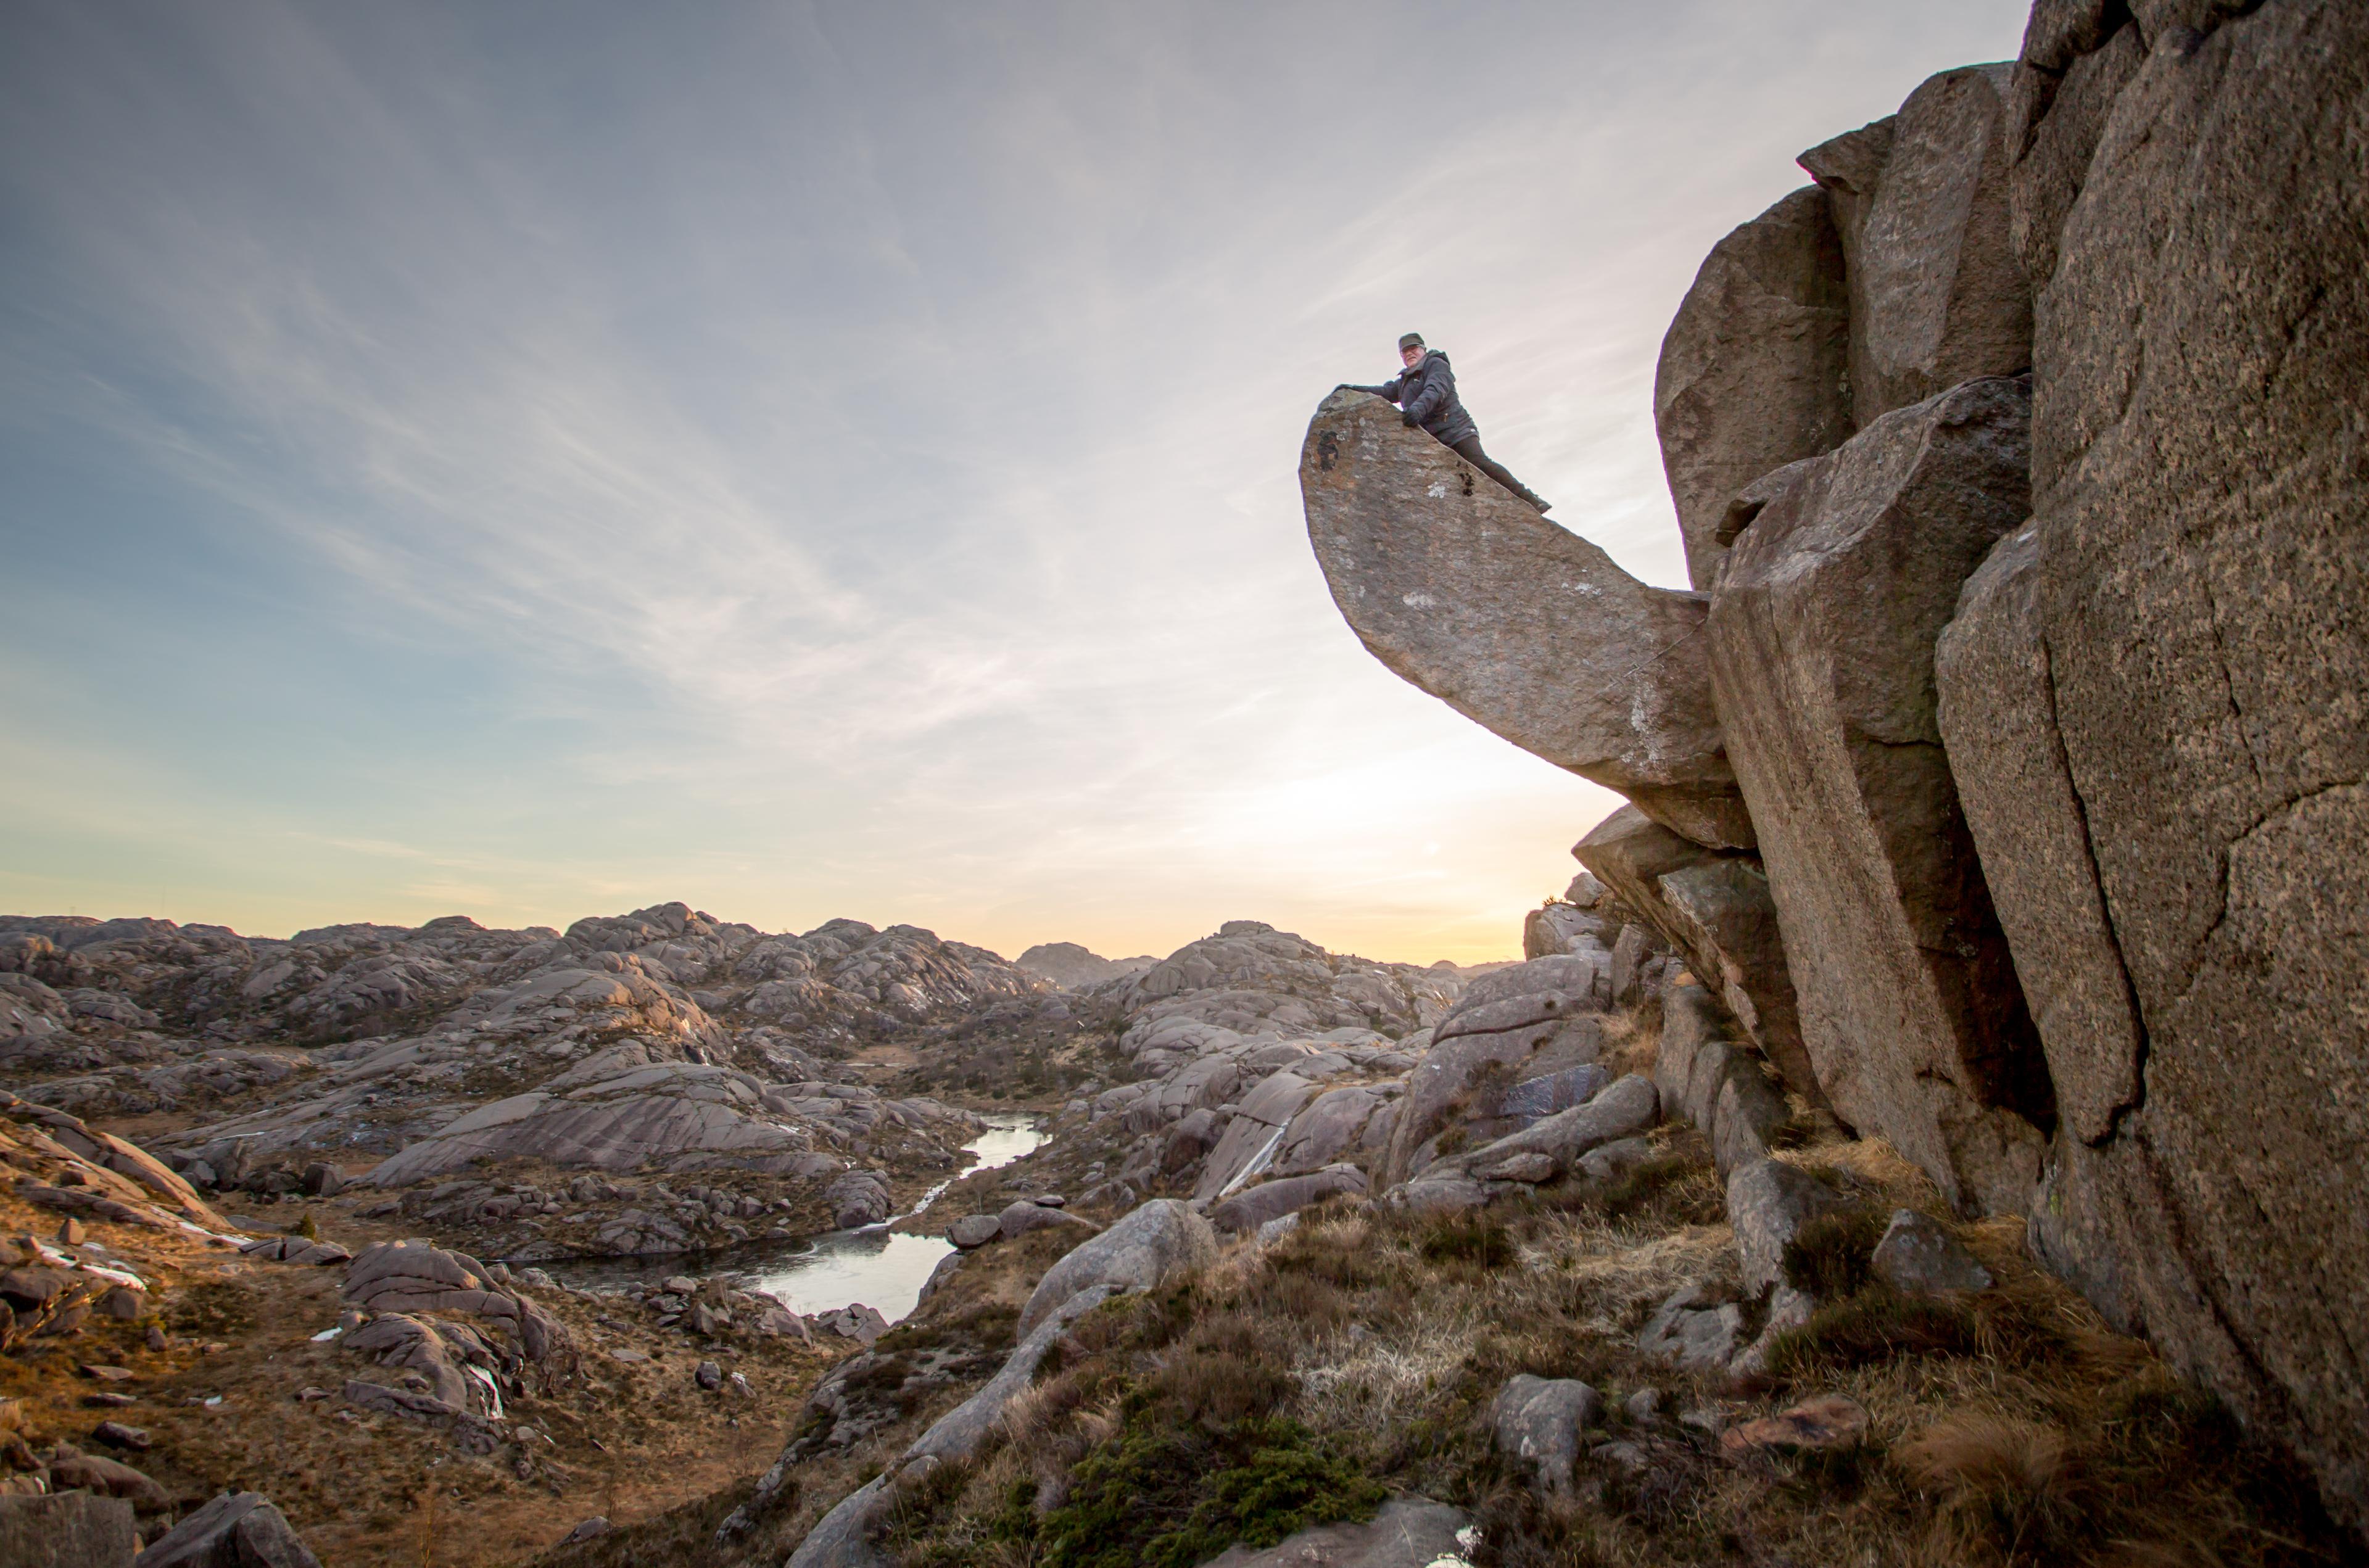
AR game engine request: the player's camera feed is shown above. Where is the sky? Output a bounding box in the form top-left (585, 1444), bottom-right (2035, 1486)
top-left (0, 0), bottom-right (2031, 965)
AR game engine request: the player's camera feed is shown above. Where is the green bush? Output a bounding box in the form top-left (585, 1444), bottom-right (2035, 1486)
top-left (1036, 1408), bottom-right (1383, 1568)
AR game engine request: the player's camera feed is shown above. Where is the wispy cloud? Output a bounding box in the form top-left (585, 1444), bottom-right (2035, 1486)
top-left (0, 0), bottom-right (2032, 959)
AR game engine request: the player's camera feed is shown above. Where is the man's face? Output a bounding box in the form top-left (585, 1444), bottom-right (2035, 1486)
top-left (1400, 343), bottom-right (1424, 368)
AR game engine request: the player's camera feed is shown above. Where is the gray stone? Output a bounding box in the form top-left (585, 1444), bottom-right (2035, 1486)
top-left (1707, 376), bottom-right (2049, 1216)
top-left (695, 1360), bottom-right (724, 1391)
top-left (1192, 1498), bottom-right (1472, 1568)
top-left (1300, 386), bottom-right (1753, 851)
top-left (1575, 1136), bottom-right (1654, 1184)
top-left (1967, 5), bottom-right (2369, 1523)
top-left (2003, 7), bottom-right (2144, 287)
top-left (1800, 64), bottom-right (2030, 426)
top-left (1635, 1284), bottom-right (1743, 1369)
top-left (558, 1517), bottom-right (610, 1546)
top-left (1207, 1166), bottom-right (1368, 1234)
top-left (135, 1491), bottom-right (321, 1568)
top-left (1490, 1374), bottom-right (1602, 1493)
top-left (945, 1214), bottom-right (1001, 1250)
top-left (1936, 524), bottom-right (2144, 1149)
top-left (1, 1493), bottom-right (137, 1568)
top-left (1869, 1209), bottom-right (1992, 1295)
top-left (1453, 1075), bottom-right (1661, 1182)
top-left (1726, 1159), bottom-right (1854, 1297)
top-left (1018, 1200), bottom-right (1217, 1335)
top-left (1654, 184), bottom-right (1853, 590)
top-left (998, 1200), bottom-right (1096, 1241)
top-left (825, 1172), bottom-right (891, 1229)
top-left (1573, 810), bottom-right (1814, 1104)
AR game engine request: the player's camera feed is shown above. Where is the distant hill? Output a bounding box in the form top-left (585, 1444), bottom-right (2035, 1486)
top-left (1015, 941), bottom-right (1157, 990)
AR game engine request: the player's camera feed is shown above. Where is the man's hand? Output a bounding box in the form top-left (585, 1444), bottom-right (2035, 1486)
top-left (1400, 410), bottom-right (1419, 429)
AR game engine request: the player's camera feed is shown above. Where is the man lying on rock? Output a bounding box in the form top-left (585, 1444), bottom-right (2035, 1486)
top-left (1346, 332), bottom-right (1552, 513)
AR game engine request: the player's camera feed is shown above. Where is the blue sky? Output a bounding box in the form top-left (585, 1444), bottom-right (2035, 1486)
top-left (0, 0), bottom-right (2030, 962)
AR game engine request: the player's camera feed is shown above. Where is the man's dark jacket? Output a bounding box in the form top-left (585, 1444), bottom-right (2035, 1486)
top-left (1350, 350), bottom-right (1479, 447)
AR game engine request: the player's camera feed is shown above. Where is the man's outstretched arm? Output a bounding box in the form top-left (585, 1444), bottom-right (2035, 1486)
top-left (1340, 374), bottom-right (1407, 401)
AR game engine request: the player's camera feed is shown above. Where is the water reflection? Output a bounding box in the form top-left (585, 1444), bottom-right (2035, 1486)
top-left (541, 1112), bottom-right (1046, 1325)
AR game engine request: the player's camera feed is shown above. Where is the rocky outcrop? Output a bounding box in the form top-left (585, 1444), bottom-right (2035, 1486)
top-left (1378, 956), bottom-right (1613, 1187)
top-left (1300, 388), bottom-right (1753, 851)
top-left (1015, 942), bottom-right (1154, 990)
top-left (1934, 0), bottom-right (2369, 1529)
top-left (1800, 64), bottom-right (2031, 427)
top-left (1017, 1199), bottom-right (1217, 1334)
top-left (1707, 376), bottom-right (2050, 1216)
top-left (1654, 186), bottom-right (1853, 590)
top-left (1571, 808), bottom-right (1814, 1104)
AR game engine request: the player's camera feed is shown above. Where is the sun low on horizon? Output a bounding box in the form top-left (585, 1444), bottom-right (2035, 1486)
top-left (0, 0), bottom-right (2032, 969)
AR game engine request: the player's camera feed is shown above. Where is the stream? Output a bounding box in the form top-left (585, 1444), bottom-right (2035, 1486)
top-left (542, 1112), bottom-right (1046, 1325)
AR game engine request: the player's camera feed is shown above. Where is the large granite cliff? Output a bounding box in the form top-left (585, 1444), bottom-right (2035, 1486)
top-left (1302, 0), bottom-right (2369, 1533)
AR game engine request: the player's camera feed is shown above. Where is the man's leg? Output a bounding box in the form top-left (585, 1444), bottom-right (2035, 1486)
top-left (1449, 436), bottom-right (1550, 512)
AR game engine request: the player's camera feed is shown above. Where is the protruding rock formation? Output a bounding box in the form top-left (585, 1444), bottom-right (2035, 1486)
top-left (1300, 2), bottom-right (2369, 1532)
top-left (1937, 0), bottom-right (2369, 1529)
top-left (1800, 63), bottom-right (2032, 426)
top-left (1572, 806), bottom-right (1815, 1107)
top-left (1709, 375), bottom-right (2049, 1216)
top-left (1300, 387), bottom-right (1754, 852)
top-left (1654, 186), bottom-right (1853, 590)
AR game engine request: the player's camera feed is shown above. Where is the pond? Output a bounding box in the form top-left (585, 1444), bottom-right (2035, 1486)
top-left (540, 1112), bottom-right (1046, 1325)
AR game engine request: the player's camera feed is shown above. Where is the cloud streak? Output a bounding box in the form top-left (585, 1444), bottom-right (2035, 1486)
top-left (0, 0), bottom-right (2031, 960)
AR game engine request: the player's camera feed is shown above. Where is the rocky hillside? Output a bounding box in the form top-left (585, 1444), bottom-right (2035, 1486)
top-left (1014, 943), bottom-right (1156, 991)
top-left (1, 903), bottom-right (1077, 1259)
top-left (1303, 0), bottom-right (2368, 1543)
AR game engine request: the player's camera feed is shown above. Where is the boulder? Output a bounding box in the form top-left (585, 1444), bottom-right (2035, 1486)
top-left (1191, 1498), bottom-right (1471, 1568)
top-left (1636, 1284), bottom-right (1743, 1369)
top-left (0, 1493), bottom-right (136, 1567)
top-left (1379, 957), bottom-right (1613, 1185)
top-left (1653, 184), bottom-right (1853, 589)
top-left (1706, 376), bottom-right (2050, 1216)
top-left (1207, 1166), bottom-right (1368, 1234)
top-left (1869, 1210), bottom-right (1992, 1296)
top-left (996, 1200), bottom-right (1096, 1241)
top-left (825, 1173), bottom-right (890, 1229)
top-left (1490, 1374), bottom-right (1601, 1493)
top-left (1017, 1200), bottom-right (1217, 1335)
top-left (1726, 1159), bottom-right (1854, 1298)
top-left (134, 1490), bottom-right (322, 1568)
top-left (1946, 1), bottom-right (2369, 1526)
top-left (1300, 386), bottom-right (1753, 851)
top-left (1799, 64), bottom-right (2030, 427)
top-left (945, 1215), bottom-right (1001, 1250)
top-left (1654, 980), bottom-right (1796, 1179)
top-left (44, 1450), bottom-right (169, 1512)
top-left (1573, 809), bottom-right (1814, 1102)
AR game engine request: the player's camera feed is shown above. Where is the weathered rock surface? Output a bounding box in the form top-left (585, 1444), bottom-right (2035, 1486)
top-left (1017, 1199), bottom-right (1217, 1334)
top-left (1207, 1165), bottom-right (1368, 1234)
top-left (1193, 1498), bottom-right (1473, 1568)
top-left (1707, 376), bottom-right (2051, 1216)
top-left (1869, 1208), bottom-right (1993, 1296)
top-left (136, 1490), bottom-right (322, 1568)
top-left (1014, 943), bottom-right (1154, 990)
top-left (1654, 184), bottom-right (1853, 590)
top-left (1800, 64), bottom-right (2031, 426)
top-left (1572, 809), bottom-right (1814, 1103)
top-left (1379, 956), bottom-right (1614, 1186)
top-left (1490, 1374), bottom-right (1600, 1493)
top-left (1654, 976), bottom-right (1793, 1178)
top-left (1935, 0), bottom-right (2369, 1528)
top-left (1301, 387), bottom-right (1753, 851)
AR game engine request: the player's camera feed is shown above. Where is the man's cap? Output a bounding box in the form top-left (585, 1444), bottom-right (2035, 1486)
top-left (1397, 332), bottom-right (1424, 351)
